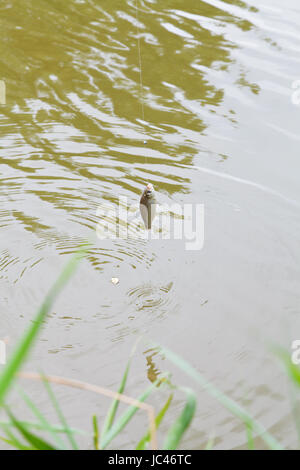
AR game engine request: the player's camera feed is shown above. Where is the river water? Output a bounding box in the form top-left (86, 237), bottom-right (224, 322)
top-left (1, 0), bottom-right (300, 449)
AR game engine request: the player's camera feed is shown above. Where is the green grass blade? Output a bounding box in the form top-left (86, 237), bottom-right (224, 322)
top-left (0, 430), bottom-right (36, 450)
top-left (93, 415), bottom-right (99, 450)
top-left (5, 407), bottom-right (56, 450)
top-left (204, 434), bottom-right (215, 450)
top-left (272, 346), bottom-right (300, 446)
top-left (136, 394), bottom-right (173, 450)
top-left (17, 386), bottom-right (66, 449)
top-left (163, 388), bottom-right (196, 450)
top-left (0, 252), bottom-right (83, 406)
top-left (0, 437), bottom-right (34, 450)
top-left (100, 359), bottom-right (131, 447)
top-left (156, 344), bottom-right (283, 450)
top-left (0, 420), bottom-right (85, 435)
top-left (41, 374), bottom-right (78, 450)
top-left (246, 423), bottom-right (255, 450)
top-left (101, 378), bottom-right (161, 450)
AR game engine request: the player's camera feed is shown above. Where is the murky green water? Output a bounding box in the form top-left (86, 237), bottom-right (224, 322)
top-left (1, 0), bottom-right (300, 449)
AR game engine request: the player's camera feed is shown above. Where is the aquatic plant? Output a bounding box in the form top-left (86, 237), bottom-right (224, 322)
top-left (0, 253), bottom-right (195, 450)
top-left (0, 253), bottom-right (296, 450)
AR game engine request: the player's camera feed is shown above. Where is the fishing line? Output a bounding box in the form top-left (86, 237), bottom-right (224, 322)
top-left (135, 0), bottom-right (158, 231)
top-left (135, 0), bottom-right (147, 150)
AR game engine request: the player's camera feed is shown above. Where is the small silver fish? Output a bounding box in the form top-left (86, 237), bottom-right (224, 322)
top-left (140, 183), bottom-right (157, 229)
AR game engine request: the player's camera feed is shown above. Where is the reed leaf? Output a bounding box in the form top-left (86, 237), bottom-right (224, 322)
top-left (0, 252), bottom-right (83, 406)
top-left (2, 425), bottom-right (36, 450)
top-left (163, 388), bottom-right (196, 450)
top-left (100, 359), bottom-right (131, 447)
top-left (204, 435), bottom-right (215, 450)
top-left (5, 407), bottom-right (56, 450)
top-left (18, 386), bottom-right (65, 449)
top-left (101, 378), bottom-right (161, 449)
top-left (156, 344), bottom-right (283, 450)
top-left (93, 415), bottom-right (99, 450)
top-left (41, 374), bottom-right (78, 450)
top-left (136, 394), bottom-right (173, 450)
top-left (0, 420), bottom-right (84, 435)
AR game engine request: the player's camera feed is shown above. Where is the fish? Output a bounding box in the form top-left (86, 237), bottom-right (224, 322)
top-left (139, 183), bottom-right (157, 229)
